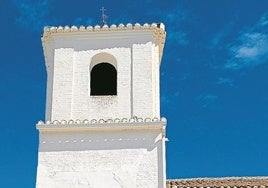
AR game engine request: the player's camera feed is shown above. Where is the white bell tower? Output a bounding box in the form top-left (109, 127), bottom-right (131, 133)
top-left (36, 23), bottom-right (167, 188)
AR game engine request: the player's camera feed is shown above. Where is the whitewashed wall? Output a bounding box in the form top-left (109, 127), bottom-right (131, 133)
top-left (44, 31), bottom-right (161, 121)
top-left (39, 27), bottom-right (166, 188)
top-left (36, 128), bottom-right (165, 188)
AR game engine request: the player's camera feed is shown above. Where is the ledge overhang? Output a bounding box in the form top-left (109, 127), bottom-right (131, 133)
top-left (36, 118), bottom-right (167, 135)
top-left (41, 23), bottom-right (166, 65)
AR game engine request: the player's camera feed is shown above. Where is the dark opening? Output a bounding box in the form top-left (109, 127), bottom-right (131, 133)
top-left (90, 62), bottom-right (117, 96)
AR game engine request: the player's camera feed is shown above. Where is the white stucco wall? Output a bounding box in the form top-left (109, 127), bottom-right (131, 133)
top-left (36, 127), bottom-right (165, 188)
top-left (43, 30), bottom-right (161, 121)
top-left (39, 25), bottom-right (167, 188)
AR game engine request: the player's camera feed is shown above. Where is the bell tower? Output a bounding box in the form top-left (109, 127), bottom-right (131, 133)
top-left (36, 23), bottom-right (167, 188)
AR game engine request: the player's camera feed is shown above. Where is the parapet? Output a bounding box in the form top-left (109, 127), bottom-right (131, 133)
top-left (41, 23), bottom-right (166, 61)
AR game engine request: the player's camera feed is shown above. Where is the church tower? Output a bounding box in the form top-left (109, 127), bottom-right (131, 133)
top-left (36, 23), bottom-right (167, 188)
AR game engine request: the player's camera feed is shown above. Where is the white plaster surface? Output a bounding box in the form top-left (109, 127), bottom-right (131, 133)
top-left (43, 30), bottom-right (161, 121)
top-left (36, 129), bottom-right (165, 188)
top-left (38, 28), bottom-right (167, 188)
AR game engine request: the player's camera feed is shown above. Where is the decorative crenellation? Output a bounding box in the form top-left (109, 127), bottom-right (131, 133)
top-left (43, 23), bottom-right (165, 35)
top-left (42, 22), bottom-right (166, 63)
top-left (37, 117), bottom-right (167, 126)
top-left (42, 23), bottom-right (165, 48)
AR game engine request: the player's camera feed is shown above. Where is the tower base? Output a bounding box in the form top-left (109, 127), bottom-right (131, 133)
top-left (36, 119), bottom-right (166, 188)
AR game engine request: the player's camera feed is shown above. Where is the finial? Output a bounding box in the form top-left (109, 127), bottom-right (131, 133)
top-left (100, 7), bottom-right (108, 26)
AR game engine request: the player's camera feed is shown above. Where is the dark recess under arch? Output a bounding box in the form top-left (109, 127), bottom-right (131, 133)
top-left (90, 63), bottom-right (117, 96)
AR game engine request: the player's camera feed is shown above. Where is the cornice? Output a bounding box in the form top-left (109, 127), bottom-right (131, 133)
top-left (42, 23), bottom-right (165, 37)
top-left (41, 23), bottom-right (166, 62)
top-left (36, 117), bottom-right (167, 133)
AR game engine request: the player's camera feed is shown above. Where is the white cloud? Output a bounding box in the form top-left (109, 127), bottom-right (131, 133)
top-left (236, 46), bottom-right (259, 58)
top-left (235, 33), bottom-right (268, 58)
top-left (13, 0), bottom-right (51, 31)
top-left (225, 13), bottom-right (268, 70)
top-left (260, 12), bottom-right (268, 26)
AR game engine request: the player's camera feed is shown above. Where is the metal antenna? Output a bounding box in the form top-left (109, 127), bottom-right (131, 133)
top-left (100, 7), bottom-right (108, 26)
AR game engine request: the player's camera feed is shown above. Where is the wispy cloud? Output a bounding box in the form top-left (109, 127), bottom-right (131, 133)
top-left (225, 13), bottom-right (268, 70)
top-left (13, 0), bottom-right (51, 31)
top-left (211, 21), bottom-right (235, 48)
top-left (216, 77), bottom-right (234, 87)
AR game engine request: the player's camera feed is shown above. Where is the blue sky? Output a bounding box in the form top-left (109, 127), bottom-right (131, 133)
top-left (1, 0), bottom-right (268, 187)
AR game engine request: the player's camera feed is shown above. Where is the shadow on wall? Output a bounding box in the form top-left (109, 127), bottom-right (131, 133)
top-left (52, 34), bottom-right (153, 51)
top-left (39, 130), bottom-right (162, 152)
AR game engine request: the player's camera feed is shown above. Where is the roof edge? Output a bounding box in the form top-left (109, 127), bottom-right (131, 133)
top-left (41, 22), bottom-right (166, 65)
top-left (167, 177), bottom-right (268, 187)
top-left (42, 23), bottom-right (165, 35)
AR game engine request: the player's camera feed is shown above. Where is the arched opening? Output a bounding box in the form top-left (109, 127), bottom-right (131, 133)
top-left (90, 63), bottom-right (117, 96)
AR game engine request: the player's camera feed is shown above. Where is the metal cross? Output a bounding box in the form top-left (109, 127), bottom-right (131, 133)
top-left (100, 7), bottom-right (107, 26)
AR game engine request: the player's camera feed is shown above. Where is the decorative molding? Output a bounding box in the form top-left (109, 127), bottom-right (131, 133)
top-left (36, 117), bottom-right (167, 133)
top-left (38, 117), bottom-right (166, 125)
top-left (42, 23), bottom-right (165, 35)
top-left (41, 23), bottom-right (166, 62)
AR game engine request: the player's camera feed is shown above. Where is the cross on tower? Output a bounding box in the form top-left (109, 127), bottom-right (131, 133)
top-left (100, 7), bottom-right (108, 26)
